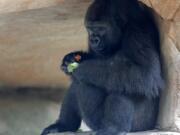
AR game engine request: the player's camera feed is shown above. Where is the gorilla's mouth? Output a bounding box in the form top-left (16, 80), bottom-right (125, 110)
top-left (91, 44), bottom-right (105, 53)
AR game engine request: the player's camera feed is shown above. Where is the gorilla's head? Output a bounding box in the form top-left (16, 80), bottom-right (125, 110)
top-left (84, 0), bottom-right (141, 57)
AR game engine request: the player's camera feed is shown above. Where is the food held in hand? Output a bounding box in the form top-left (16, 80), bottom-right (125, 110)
top-left (67, 62), bottom-right (79, 73)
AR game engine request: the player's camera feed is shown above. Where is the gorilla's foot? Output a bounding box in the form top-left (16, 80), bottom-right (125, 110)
top-left (41, 123), bottom-right (67, 135)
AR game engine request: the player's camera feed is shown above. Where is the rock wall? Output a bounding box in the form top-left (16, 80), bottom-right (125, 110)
top-left (49, 131), bottom-right (180, 135)
top-left (0, 1), bottom-right (89, 87)
top-left (0, 0), bottom-right (64, 14)
top-left (0, 91), bottom-right (60, 135)
top-left (139, 0), bottom-right (180, 131)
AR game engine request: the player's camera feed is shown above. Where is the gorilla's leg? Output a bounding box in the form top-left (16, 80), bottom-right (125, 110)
top-left (76, 83), bottom-right (106, 130)
top-left (96, 94), bottom-right (134, 135)
top-left (41, 82), bottom-right (81, 135)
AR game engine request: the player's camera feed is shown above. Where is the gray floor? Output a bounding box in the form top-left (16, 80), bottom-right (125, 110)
top-left (0, 87), bottom-right (90, 135)
top-left (0, 87), bottom-right (62, 135)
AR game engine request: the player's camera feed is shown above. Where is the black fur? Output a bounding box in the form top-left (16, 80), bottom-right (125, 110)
top-left (41, 0), bottom-right (164, 135)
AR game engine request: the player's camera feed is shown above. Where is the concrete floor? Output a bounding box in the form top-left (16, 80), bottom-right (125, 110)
top-left (0, 87), bottom-right (90, 135)
top-left (0, 88), bottom-right (61, 135)
top-left (0, 98), bottom-right (59, 135)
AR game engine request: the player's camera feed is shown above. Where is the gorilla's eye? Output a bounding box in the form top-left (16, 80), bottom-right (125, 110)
top-left (98, 27), bottom-right (107, 36)
top-left (87, 26), bottom-right (107, 36)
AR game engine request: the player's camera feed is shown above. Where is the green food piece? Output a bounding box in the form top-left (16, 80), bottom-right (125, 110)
top-left (67, 62), bottom-right (79, 73)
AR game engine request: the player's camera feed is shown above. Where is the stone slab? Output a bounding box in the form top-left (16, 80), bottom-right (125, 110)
top-left (49, 131), bottom-right (180, 135)
top-left (0, 2), bottom-right (89, 87)
top-left (149, 0), bottom-right (180, 20)
top-left (0, 0), bottom-right (64, 14)
top-left (0, 94), bottom-right (60, 135)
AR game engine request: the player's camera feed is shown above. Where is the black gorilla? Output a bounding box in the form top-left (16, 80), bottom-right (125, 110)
top-left (41, 0), bottom-right (164, 135)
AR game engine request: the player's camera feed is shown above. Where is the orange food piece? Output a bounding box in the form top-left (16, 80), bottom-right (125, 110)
top-left (75, 54), bottom-right (82, 62)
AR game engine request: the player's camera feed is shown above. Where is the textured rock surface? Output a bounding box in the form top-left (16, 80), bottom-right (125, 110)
top-left (0, 93), bottom-right (60, 135)
top-left (48, 131), bottom-right (180, 135)
top-left (0, 1), bottom-right (89, 87)
top-left (0, 87), bottom-right (89, 135)
top-left (140, 0), bottom-right (180, 20)
top-left (150, 1), bottom-right (180, 131)
top-left (0, 0), bottom-right (179, 88)
top-left (0, 0), bottom-right (64, 14)
top-left (156, 17), bottom-right (180, 131)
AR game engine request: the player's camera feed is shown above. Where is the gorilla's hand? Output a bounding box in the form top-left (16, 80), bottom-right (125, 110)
top-left (61, 51), bottom-right (84, 75)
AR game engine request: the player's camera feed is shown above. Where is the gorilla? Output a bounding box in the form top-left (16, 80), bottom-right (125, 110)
top-left (41, 0), bottom-right (164, 135)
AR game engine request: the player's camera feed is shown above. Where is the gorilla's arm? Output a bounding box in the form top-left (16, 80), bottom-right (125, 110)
top-left (73, 25), bottom-right (164, 98)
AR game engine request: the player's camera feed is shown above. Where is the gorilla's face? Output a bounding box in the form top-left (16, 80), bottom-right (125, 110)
top-left (85, 21), bottom-right (122, 56)
top-left (85, 0), bottom-right (122, 57)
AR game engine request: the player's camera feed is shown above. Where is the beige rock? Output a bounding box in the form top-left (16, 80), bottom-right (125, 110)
top-left (174, 22), bottom-right (180, 51)
top-left (175, 8), bottom-right (180, 22)
top-left (163, 21), bottom-right (180, 52)
top-left (149, 0), bottom-right (180, 20)
top-left (49, 131), bottom-right (180, 135)
top-left (158, 36), bottom-right (180, 131)
top-left (139, 0), bottom-right (152, 7)
top-left (174, 6), bottom-right (180, 50)
top-left (0, 95), bottom-right (60, 135)
top-left (0, 2), bottom-right (89, 87)
top-left (0, 0), bottom-right (64, 14)
top-left (168, 23), bottom-right (177, 46)
top-left (154, 13), bottom-right (180, 131)
top-left (0, 87), bottom-right (92, 135)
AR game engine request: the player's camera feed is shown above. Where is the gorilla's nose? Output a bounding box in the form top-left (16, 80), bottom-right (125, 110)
top-left (90, 36), bottom-right (101, 46)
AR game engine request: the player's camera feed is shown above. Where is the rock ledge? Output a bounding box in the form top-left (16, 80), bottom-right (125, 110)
top-left (49, 131), bottom-right (180, 135)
